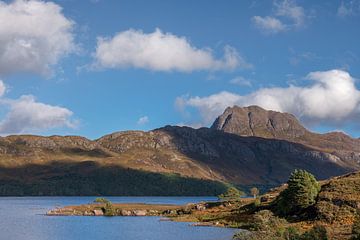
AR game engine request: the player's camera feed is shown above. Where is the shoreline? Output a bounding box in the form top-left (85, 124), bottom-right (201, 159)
top-left (46, 198), bottom-right (255, 228)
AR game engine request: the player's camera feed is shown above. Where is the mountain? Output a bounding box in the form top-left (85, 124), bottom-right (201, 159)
top-left (211, 105), bottom-right (360, 167)
top-left (0, 105), bottom-right (359, 195)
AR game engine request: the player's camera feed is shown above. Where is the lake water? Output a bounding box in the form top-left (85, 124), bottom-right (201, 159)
top-left (0, 197), bottom-right (238, 240)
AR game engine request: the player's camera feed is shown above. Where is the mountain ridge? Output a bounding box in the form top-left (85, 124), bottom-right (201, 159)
top-left (0, 105), bottom-right (359, 195)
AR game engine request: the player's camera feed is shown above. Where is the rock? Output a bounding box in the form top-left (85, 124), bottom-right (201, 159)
top-left (195, 203), bottom-right (207, 211)
top-left (133, 210), bottom-right (147, 216)
top-left (120, 210), bottom-right (132, 216)
top-left (93, 209), bottom-right (104, 216)
top-left (84, 211), bottom-right (94, 216)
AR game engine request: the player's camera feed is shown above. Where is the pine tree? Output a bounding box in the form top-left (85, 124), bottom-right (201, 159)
top-left (276, 169), bottom-right (320, 216)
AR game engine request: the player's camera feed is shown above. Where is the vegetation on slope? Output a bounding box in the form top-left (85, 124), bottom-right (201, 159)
top-left (0, 161), bottom-right (228, 196)
top-left (274, 169), bottom-right (320, 216)
top-left (169, 170), bottom-right (360, 240)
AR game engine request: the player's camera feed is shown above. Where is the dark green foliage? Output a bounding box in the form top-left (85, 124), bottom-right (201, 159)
top-left (103, 202), bottom-right (115, 216)
top-left (233, 213), bottom-right (328, 240)
top-left (0, 162), bottom-right (228, 196)
top-left (275, 169), bottom-right (320, 216)
top-left (352, 212), bottom-right (360, 240)
top-left (300, 225), bottom-right (328, 240)
top-left (218, 186), bottom-right (245, 201)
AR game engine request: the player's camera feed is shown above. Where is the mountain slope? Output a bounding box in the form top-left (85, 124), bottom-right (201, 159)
top-left (211, 105), bottom-right (360, 166)
top-left (0, 105), bottom-right (359, 195)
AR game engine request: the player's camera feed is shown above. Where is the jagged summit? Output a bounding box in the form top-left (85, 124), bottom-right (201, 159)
top-left (211, 105), bottom-right (307, 139)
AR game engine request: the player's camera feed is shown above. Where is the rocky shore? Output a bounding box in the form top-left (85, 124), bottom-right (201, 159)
top-left (46, 201), bottom-right (218, 217)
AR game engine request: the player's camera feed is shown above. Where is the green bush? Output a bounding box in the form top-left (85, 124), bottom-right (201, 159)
top-left (103, 202), bottom-right (115, 216)
top-left (218, 187), bottom-right (245, 201)
top-left (94, 197), bottom-right (110, 203)
top-left (233, 222), bottom-right (328, 240)
top-left (275, 169), bottom-right (320, 216)
top-left (300, 225), bottom-right (328, 240)
top-left (233, 210), bottom-right (298, 240)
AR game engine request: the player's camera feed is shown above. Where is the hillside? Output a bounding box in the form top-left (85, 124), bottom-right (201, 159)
top-left (0, 105), bottom-right (359, 195)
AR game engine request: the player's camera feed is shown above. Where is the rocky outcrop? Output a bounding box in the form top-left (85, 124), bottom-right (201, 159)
top-left (211, 105), bottom-right (307, 139)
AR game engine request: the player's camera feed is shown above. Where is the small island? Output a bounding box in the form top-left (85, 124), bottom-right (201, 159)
top-left (47, 170), bottom-right (360, 240)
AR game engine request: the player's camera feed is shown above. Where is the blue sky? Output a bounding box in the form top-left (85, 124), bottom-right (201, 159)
top-left (0, 0), bottom-right (359, 139)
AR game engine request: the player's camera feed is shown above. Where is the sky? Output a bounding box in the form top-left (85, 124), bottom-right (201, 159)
top-left (0, 0), bottom-right (359, 139)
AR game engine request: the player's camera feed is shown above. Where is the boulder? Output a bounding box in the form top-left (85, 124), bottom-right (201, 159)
top-left (93, 209), bottom-right (104, 216)
top-left (120, 210), bottom-right (132, 216)
top-left (133, 210), bottom-right (147, 216)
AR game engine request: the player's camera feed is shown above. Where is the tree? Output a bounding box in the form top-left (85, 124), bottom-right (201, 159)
top-left (275, 169), bottom-right (320, 216)
top-left (250, 187), bottom-right (260, 199)
top-left (218, 187), bottom-right (245, 201)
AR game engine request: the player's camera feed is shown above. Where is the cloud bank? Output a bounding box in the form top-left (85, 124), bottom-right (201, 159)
top-left (0, 80), bottom-right (77, 135)
top-left (176, 69), bottom-right (360, 127)
top-left (0, 0), bottom-right (75, 76)
top-left (94, 28), bottom-right (251, 72)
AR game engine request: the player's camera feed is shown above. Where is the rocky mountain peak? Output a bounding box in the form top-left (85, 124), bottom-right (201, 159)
top-left (211, 105), bottom-right (307, 139)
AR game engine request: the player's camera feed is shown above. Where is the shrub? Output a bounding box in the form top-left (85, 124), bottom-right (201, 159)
top-left (352, 212), bottom-right (360, 240)
top-left (300, 225), bottom-right (328, 240)
top-left (218, 187), bottom-right (245, 201)
top-left (252, 210), bottom-right (287, 234)
top-left (94, 197), bottom-right (110, 203)
top-left (103, 202), bottom-right (115, 216)
top-left (275, 169), bottom-right (320, 216)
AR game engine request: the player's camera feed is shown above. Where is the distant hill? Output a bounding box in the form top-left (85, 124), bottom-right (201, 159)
top-left (0, 105), bottom-right (359, 195)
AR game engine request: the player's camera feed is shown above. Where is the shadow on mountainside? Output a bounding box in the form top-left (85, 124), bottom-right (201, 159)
top-left (157, 126), bottom-right (351, 185)
top-left (0, 160), bottom-right (228, 196)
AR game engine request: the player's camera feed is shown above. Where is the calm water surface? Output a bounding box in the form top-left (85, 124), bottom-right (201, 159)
top-left (0, 197), bottom-right (237, 240)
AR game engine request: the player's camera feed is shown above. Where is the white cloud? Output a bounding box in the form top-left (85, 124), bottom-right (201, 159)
top-left (137, 116), bottom-right (149, 125)
top-left (176, 69), bottom-right (360, 127)
top-left (0, 95), bottom-right (77, 135)
top-left (94, 28), bottom-right (252, 72)
top-left (230, 76), bottom-right (252, 87)
top-left (274, 0), bottom-right (305, 27)
top-left (0, 0), bottom-right (75, 76)
top-left (252, 16), bottom-right (287, 34)
top-left (252, 0), bottom-right (306, 34)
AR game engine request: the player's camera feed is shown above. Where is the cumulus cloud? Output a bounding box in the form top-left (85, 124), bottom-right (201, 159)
top-left (252, 16), bottom-right (287, 34)
top-left (93, 28), bottom-right (252, 72)
top-left (137, 116), bottom-right (149, 125)
top-left (176, 69), bottom-right (360, 127)
top-left (0, 86), bottom-right (77, 135)
top-left (252, 0), bottom-right (306, 34)
top-left (0, 0), bottom-right (75, 76)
